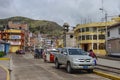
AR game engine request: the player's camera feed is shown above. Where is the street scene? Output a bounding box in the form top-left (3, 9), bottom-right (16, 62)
top-left (0, 0), bottom-right (120, 80)
top-left (1, 53), bottom-right (119, 80)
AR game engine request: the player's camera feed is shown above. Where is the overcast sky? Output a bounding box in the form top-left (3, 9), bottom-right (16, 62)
top-left (0, 0), bottom-right (120, 26)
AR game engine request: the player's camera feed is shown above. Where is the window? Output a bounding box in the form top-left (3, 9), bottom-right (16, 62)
top-left (99, 43), bottom-right (105, 49)
top-left (68, 49), bottom-right (87, 55)
top-left (82, 35), bottom-right (85, 40)
top-left (93, 27), bottom-right (97, 32)
top-left (89, 27), bottom-right (93, 32)
top-left (86, 35), bottom-right (92, 40)
top-left (93, 35), bottom-right (97, 40)
top-left (86, 27), bottom-right (89, 32)
top-left (93, 43), bottom-right (97, 49)
top-left (99, 35), bottom-right (105, 39)
top-left (82, 28), bottom-right (85, 32)
top-left (86, 35), bottom-right (89, 40)
top-left (108, 31), bottom-right (110, 37)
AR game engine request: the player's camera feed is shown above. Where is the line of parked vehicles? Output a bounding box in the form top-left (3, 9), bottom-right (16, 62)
top-left (15, 47), bottom-right (96, 73)
top-left (42, 47), bottom-right (96, 73)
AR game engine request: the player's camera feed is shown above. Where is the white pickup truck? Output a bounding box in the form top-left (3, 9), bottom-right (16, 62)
top-left (54, 47), bottom-right (95, 73)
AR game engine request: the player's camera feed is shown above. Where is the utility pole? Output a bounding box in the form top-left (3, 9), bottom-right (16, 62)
top-left (99, 3), bottom-right (108, 54)
top-left (105, 12), bottom-right (108, 53)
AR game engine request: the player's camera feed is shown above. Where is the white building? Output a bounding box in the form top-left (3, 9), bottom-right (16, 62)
top-left (66, 30), bottom-right (77, 47)
top-left (107, 22), bottom-right (120, 56)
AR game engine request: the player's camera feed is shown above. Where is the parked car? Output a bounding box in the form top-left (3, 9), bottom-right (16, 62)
top-left (56, 48), bottom-right (63, 53)
top-left (16, 49), bottom-right (25, 54)
top-left (34, 48), bottom-right (44, 59)
top-left (54, 47), bottom-right (95, 73)
top-left (43, 49), bottom-right (59, 62)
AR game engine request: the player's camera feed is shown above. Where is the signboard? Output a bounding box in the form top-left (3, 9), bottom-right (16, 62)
top-left (10, 35), bottom-right (21, 39)
top-left (8, 41), bottom-right (21, 45)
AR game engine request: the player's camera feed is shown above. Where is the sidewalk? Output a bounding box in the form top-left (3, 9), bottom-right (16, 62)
top-left (97, 58), bottom-right (120, 69)
top-left (0, 66), bottom-right (7, 80)
top-left (0, 54), bottom-right (11, 80)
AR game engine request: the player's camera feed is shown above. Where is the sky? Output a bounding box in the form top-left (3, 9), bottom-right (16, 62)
top-left (0, 0), bottom-right (120, 26)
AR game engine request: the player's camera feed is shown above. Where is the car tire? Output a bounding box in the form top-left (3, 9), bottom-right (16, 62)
top-left (87, 69), bottom-right (93, 73)
top-left (67, 62), bottom-right (72, 73)
top-left (55, 59), bottom-right (60, 69)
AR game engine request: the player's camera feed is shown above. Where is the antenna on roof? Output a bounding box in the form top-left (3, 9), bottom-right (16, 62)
top-left (101, 0), bottom-right (104, 13)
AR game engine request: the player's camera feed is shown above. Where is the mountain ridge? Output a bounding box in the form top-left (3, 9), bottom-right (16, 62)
top-left (0, 16), bottom-right (63, 37)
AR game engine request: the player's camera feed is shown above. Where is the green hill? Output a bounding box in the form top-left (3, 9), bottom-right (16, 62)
top-left (0, 16), bottom-right (63, 37)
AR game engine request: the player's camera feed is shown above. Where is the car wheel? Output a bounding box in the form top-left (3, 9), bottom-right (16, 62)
top-left (67, 62), bottom-right (72, 73)
top-left (87, 69), bottom-right (93, 73)
top-left (55, 59), bottom-right (60, 69)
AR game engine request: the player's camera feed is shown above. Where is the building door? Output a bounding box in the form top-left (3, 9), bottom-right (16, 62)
top-left (84, 44), bottom-right (88, 52)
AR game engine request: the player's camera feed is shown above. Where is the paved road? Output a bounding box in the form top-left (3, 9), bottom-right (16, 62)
top-left (0, 67), bottom-right (7, 80)
top-left (11, 53), bottom-right (110, 80)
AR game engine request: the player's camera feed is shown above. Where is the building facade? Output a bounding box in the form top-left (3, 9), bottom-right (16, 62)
top-left (1, 29), bottom-right (24, 52)
top-left (107, 23), bottom-right (120, 56)
top-left (66, 30), bottom-right (77, 47)
top-left (0, 21), bottom-right (30, 53)
top-left (74, 22), bottom-right (115, 55)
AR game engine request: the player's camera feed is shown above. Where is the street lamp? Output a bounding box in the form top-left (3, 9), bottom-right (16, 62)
top-left (63, 23), bottom-right (69, 47)
top-left (99, 8), bottom-right (108, 54)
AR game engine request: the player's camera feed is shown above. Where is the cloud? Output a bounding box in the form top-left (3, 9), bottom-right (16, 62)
top-left (0, 0), bottom-right (11, 8)
top-left (0, 0), bottom-right (120, 26)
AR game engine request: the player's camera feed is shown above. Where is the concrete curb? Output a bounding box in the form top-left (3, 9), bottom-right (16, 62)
top-left (94, 70), bottom-right (120, 80)
top-left (0, 65), bottom-right (10, 80)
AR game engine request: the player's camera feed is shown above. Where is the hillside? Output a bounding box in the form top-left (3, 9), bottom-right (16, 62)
top-left (0, 16), bottom-right (63, 37)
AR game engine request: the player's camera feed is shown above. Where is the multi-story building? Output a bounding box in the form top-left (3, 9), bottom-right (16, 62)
top-left (8, 21), bottom-right (29, 48)
top-left (74, 22), bottom-right (116, 55)
top-left (107, 22), bottom-right (120, 56)
top-left (1, 29), bottom-right (24, 52)
top-left (0, 21), bottom-right (30, 53)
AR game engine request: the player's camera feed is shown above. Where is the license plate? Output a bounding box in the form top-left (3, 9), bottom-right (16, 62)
top-left (83, 66), bottom-right (88, 69)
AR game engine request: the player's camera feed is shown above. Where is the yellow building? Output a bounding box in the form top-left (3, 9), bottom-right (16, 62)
top-left (3, 29), bottom-right (24, 53)
top-left (56, 39), bottom-right (63, 48)
top-left (74, 21), bottom-right (116, 55)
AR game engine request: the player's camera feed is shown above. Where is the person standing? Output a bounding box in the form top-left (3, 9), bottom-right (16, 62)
top-left (89, 49), bottom-right (97, 65)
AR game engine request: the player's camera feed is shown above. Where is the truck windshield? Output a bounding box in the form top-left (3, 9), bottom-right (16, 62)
top-left (68, 49), bottom-right (87, 55)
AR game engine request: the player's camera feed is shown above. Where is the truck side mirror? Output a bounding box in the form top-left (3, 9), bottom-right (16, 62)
top-left (63, 52), bottom-right (67, 55)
